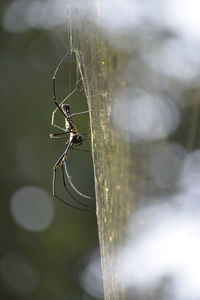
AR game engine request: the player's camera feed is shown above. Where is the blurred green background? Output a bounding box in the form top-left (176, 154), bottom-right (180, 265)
top-left (0, 1), bottom-right (99, 299)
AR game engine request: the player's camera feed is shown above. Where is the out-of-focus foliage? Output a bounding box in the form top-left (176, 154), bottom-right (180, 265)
top-left (0, 1), bottom-right (99, 300)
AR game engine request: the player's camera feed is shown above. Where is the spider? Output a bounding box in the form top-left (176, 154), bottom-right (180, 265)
top-left (50, 49), bottom-right (95, 212)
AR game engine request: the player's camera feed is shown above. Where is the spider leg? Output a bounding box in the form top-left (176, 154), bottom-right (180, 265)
top-left (61, 163), bottom-right (93, 208)
top-left (51, 87), bottom-right (78, 131)
top-left (52, 143), bottom-right (94, 211)
top-left (50, 131), bottom-right (70, 139)
top-left (51, 49), bottom-right (82, 131)
top-left (51, 80), bottom-right (83, 131)
top-left (53, 157), bottom-right (94, 211)
top-left (52, 49), bottom-right (74, 129)
top-left (70, 110), bottom-right (92, 117)
top-left (53, 176), bottom-right (92, 211)
top-left (63, 147), bottom-right (95, 200)
top-left (73, 148), bottom-right (91, 152)
top-left (52, 50), bottom-right (72, 110)
top-left (62, 141), bottom-right (94, 202)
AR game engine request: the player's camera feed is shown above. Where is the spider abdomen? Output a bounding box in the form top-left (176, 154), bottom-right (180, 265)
top-left (72, 134), bottom-right (84, 146)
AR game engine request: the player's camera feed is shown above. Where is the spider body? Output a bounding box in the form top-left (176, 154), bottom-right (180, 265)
top-left (61, 103), bottom-right (84, 146)
top-left (62, 104), bottom-right (74, 130)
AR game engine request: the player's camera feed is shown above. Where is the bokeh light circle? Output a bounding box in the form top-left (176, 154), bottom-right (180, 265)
top-left (112, 88), bottom-right (180, 143)
top-left (0, 253), bottom-right (38, 294)
top-left (10, 186), bottom-right (54, 231)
